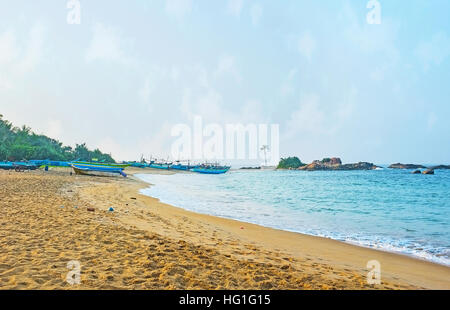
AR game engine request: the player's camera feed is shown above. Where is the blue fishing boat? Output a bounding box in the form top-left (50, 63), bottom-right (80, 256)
top-left (171, 160), bottom-right (198, 171)
top-left (191, 164), bottom-right (231, 174)
top-left (129, 162), bottom-right (147, 168)
top-left (30, 160), bottom-right (71, 167)
top-left (0, 162), bottom-right (14, 170)
top-left (71, 163), bottom-right (127, 177)
top-left (72, 161), bottom-right (130, 169)
top-left (0, 161), bottom-right (38, 171)
top-left (149, 161), bottom-right (172, 170)
top-left (13, 162), bottom-right (38, 170)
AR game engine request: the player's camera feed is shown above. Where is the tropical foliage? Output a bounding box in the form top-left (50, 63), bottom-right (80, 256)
top-left (0, 114), bottom-right (115, 162)
top-left (277, 157), bottom-right (305, 169)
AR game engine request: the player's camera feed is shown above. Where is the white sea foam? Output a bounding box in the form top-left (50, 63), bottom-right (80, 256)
top-left (136, 169), bottom-right (450, 266)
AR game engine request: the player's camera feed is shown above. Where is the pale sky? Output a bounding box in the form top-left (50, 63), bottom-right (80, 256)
top-left (0, 0), bottom-right (449, 164)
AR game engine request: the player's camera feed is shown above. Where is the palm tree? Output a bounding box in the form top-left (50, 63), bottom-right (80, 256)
top-left (260, 145), bottom-right (269, 166)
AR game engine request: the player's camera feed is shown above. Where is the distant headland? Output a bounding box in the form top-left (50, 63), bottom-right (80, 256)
top-left (277, 157), bottom-right (449, 172)
top-left (277, 157), bottom-right (378, 171)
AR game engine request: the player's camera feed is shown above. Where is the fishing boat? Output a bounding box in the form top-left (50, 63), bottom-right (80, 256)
top-left (30, 160), bottom-right (71, 168)
top-left (170, 160), bottom-right (198, 171)
top-left (13, 162), bottom-right (38, 170)
top-left (149, 161), bottom-right (172, 170)
top-left (0, 162), bottom-right (14, 170)
top-left (191, 164), bottom-right (231, 174)
top-left (71, 163), bottom-right (127, 177)
top-left (0, 161), bottom-right (38, 171)
top-left (128, 161), bottom-right (147, 168)
top-left (72, 161), bottom-right (130, 169)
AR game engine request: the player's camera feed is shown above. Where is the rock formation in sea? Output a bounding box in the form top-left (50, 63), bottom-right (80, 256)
top-left (298, 158), bottom-right (378, 171)
top-left (422, 169), bottom-right (435, 175)
top-left (388, 163), bottom-right (427, 169)
top-left (430, 165), bottom-right (450, 170)
top-left (412, 170), bottom-right (422, 174)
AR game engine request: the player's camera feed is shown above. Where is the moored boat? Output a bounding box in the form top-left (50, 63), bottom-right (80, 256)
top-left (72, 161), bottom-right (130, 169)
top-left (171, 160), bottom-right (198, 171)
top-left (71, 163), bottom-right (127, 177)
top-left (191, 164), bottom-right (231, 174)
top-left (0, 162), bottom-right (14, 170)
top-left (149, 161), bottom-right (172, 170)
top-left (30, 160), bottom-right (71, 167)
top-left (0, 161), bottom-right (38, 171)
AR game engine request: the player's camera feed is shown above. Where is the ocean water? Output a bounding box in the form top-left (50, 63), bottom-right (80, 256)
top-left (137, 169), bottom-right (450, 266)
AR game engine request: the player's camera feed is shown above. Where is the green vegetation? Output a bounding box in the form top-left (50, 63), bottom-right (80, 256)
top-left (0, 114), bottom-right (115, 162)
top-left (277, 157), bottom-right (305, 169)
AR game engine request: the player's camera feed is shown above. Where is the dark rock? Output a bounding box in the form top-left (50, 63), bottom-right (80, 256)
top-left (430, 165), bottom-right (450, 170)
top-left (298, 158), bottom-right (378, 171)
top-left (336, 162), bottom-right (378, 170)
top-left (412, 170), bottom-right (422, 174)
top-left (422, 169), bottom-right (435, 175)
top-left (389, 163), bottom-right (427, 169)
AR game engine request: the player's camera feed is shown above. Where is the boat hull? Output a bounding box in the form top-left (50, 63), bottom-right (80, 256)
top-left (0, 162), bottom-right (14, 170)
top-left (191, 167), bottom-right (230, 174)
top-left (71, 164), bottom-right (127, 177)
top-left (171, 165), bottom-right (198, 171)
top-left (149, 164), bottom-right (171, 170)
top-left (72, 161), bottom-right (130, 168)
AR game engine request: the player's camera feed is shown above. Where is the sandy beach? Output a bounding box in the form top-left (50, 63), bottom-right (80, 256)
top-left (0, 168), bottom-right (449, 290)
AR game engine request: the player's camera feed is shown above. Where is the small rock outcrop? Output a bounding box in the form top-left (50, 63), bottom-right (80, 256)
top-left (389, 163), bottom-right (427, 169)
top-left (422, 169), bottom-right (435, 175)
top-left (412, 170), bottom-right (422, 174)
top-left (430, 165), bottom-right (450, 170)
top-left (298, 158), bottom-right (378, 171)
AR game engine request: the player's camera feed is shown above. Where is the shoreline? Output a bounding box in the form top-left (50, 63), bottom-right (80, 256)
top-left (133, 170), bottom-right (449, 268)
top-left (127, 169), bottom-right (450, 289)
top-left (1, 168), bottom-right (449, 289)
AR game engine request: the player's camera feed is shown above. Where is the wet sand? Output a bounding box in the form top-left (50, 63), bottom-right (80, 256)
top-left (0, 168), bottom-right (449, 289)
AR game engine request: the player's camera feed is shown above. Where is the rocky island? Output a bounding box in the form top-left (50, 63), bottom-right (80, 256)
top-left (430, 165), bottom-right (450, 170)
top-left (297, 158), bottom-right (379, 171)
top-left (389, 163), bottom-right (427, 169)
top-left (277, 157), bottom-right (378, 171)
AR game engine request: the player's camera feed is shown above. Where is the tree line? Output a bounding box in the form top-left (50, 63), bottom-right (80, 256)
top-left (0, 114), bottom-right (115, 163)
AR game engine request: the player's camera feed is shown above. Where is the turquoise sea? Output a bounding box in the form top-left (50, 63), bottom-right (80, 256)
top-left (137, 168), bottom-right (450, 266)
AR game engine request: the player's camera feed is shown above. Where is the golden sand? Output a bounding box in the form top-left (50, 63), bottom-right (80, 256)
top-left (0, 168), bottom-right (449, 290)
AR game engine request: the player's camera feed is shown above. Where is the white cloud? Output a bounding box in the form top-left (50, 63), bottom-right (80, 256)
top-left (280, 68), bottom-right (298, 96)
top-left (214, 54), bottom-right (241, 83)
top-left (287, 94), bottom-right (324, 135)
top-left (0, 30), bottom-right (17, 65)
top-left (250, 3), bottom-right (263, 27)
top-left (427, 112), bottom-right (437, 131)
top-left (138, 78), bottom-right (154, 111)
top-left (17, 23), bottom-right (45, 74)
top-left (298, 32), bottom-right (316, 61)
top-left (415, 32), bottom-right (450, 71)
top-left (85, 23), bottom-right (132, 64)
top-left (240, 99), bottom-right (266, 123)
top-left (171, 66), bottom-right (180, 82)
top-left (0, 23), bottom-right (45, 90)
top-left (44, 119), bottom-right (63, 140)
top-left (228, 0), bottom-right (243, 17)
top-left (165, 0), bottom-right (192, 18)
top-left (97, 137), bottom-right (131, 161)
